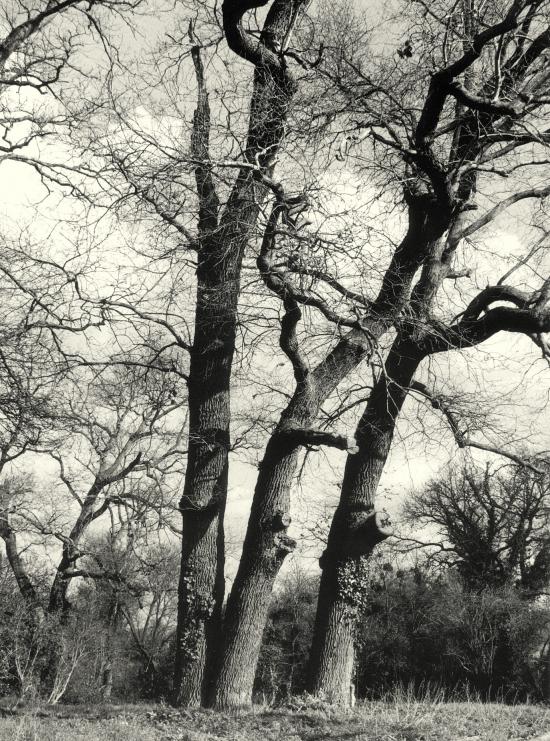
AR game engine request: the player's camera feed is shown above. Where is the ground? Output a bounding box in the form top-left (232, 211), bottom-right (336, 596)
top-left (1, 697), bottom-right (550, 741)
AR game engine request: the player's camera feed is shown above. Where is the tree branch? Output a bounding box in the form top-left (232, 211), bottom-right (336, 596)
top-left (222, 0), bottom-right (285, 70)
top-left (189, 21), bottom-right (220, 237)
top-left (456, 185), bottom-right (550, 244)
top-left (446, 81), bottom-right (522, 117)
top-left (410, 380), bottom-right (546, 474)
top-left (276, 424), bottom-right (358, 452)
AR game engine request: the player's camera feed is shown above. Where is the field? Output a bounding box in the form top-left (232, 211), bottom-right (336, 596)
top-left (1, 697), bottom-right (550, 741)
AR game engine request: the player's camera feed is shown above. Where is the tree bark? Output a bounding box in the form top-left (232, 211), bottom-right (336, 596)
top-left (172, 256), bottom-right (234, 705)
top-left (307, 338), bottom-right (423, 703)
top-left (172, 0), bottom-right (302, 706)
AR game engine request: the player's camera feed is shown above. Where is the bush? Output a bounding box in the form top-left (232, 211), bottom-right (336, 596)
top-left (355, 565), bottom-right (550, 701)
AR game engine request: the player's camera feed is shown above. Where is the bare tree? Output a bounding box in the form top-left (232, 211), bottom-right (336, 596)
top-left (45, 362), bottom-right (183, 615)
top-left (72, 516), bottom-right (180, 700)
top-left (403, 463), bottom-right (550, 594)
top-left (0, 355), bottom-right (183, 698)
top-left (399, 462), bottom-right (550, 701)
top-left (305, 0), bottom-right (550, 703)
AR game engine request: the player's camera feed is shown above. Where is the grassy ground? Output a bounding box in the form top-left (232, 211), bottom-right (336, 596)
top-left (1, 696), bottom-right (550, 741)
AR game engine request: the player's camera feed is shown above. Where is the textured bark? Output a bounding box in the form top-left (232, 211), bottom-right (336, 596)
top-left (307, 339), bottom-right (423, 703)
top-left (211, 431), bottom-right (301, 708)
top-left (172, 0), bottom-right (302, 706)
top-left (172, 263), bottom-right (234, 705)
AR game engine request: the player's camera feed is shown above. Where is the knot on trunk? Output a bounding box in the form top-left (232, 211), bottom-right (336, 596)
top-left (274, 532), bottom-right (296, 559)
top-left (271, 510), bottom-right (291, 531)
top-left (319, 510), bottom-right (393, 569)
top-left (343, 510), bottom-right (393, 557)
top-left (341, 508), bottom-right (393, 559)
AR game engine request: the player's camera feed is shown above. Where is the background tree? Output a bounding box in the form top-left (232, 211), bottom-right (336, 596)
top-left (65, 522), bottom-right (180, 702)
top-left (401, 462), bottom-right (550, 699)
top-left (403, 463), bottom-right (550, 594)
top-left (254, 566), bottom-right (318, 704)
top-left (0, 356), bottom-right (183, 700)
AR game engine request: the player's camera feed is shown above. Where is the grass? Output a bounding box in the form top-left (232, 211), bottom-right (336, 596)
top-left (1, 694), bottom-right (550, 741)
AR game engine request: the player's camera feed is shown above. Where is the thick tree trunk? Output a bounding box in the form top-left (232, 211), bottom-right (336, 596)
top-left (307, 563), bottom-right (356, 705)
top-left (209, 425), bottom-right (303, 708)
top-left (172, 0), bottom-right (301, 706)
top-left (172, 258), bottom-right (235, 705)
top-left (307, 339), bottom-right (423, 703)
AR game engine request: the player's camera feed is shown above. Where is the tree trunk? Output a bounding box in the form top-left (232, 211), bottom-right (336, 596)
top-left (541, 641), bottom-right (550, 703)
top-left (172, 0), bottom-right (301, 706)
top-left (210, 426), bottom-right (302, 708)
top-left (0, 518), bottom-right (43, 620)
top-left (172, 264), bottom-right (234, 705)
top-left (307, 338), bottom-right (423, 703)
top-left (49, 480), bottom-right (104, 614)
top-left (306, 558), bottom-right (358, 705)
